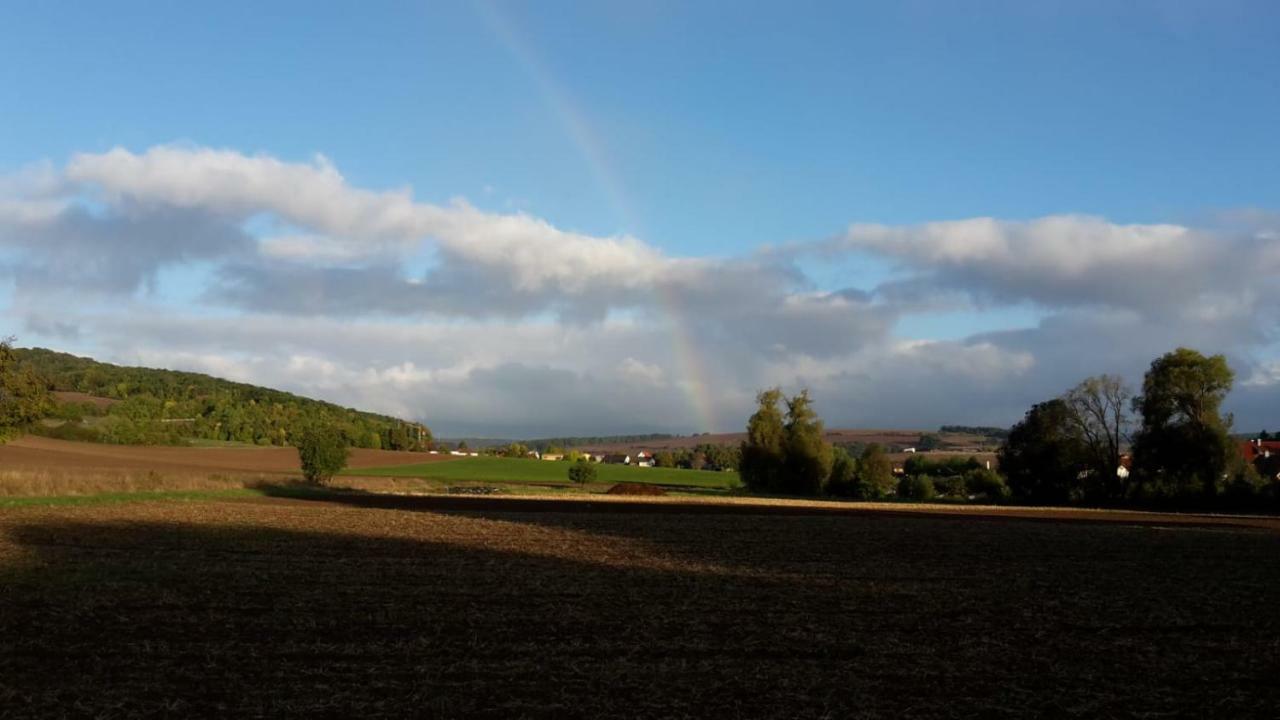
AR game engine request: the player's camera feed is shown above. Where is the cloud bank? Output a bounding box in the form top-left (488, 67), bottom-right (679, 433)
top-left (3, 145), bottom-right (1278, 435)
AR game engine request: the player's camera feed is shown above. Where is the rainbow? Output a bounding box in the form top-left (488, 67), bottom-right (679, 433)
top-left (476, 1), bottom-right (719, 432)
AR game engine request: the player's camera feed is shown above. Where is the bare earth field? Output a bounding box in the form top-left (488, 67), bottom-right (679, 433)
top-left (0, 435), bottom-right (451, 475)
top-left (1, 494), bottom-right (1277, 718)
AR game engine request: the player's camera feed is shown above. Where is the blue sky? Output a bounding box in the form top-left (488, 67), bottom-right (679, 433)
top-left (1, 1), bottom-right (1278, 435)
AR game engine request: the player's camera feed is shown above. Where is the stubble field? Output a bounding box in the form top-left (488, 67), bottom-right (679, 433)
top-left (2, 494), bottom-right (1278, 718)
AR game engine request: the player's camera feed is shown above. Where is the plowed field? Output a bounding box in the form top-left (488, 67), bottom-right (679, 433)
top-left (2, 494), bottom-right (1277, 718)
top-left (0, 436), bottom-right (451, 475)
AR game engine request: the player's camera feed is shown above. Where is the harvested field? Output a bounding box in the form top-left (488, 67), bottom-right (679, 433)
top-left (2, 495), bottom-right (1278, 717)
top-left (0, 435), bottom-right (451, 476)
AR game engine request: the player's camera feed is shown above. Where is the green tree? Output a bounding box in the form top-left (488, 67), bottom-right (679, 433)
top-left (782, 389), bottom-right (832, 496)
top-left (739, 388), bottom-right (787, 493)
top-left (1131, 348), bottom-right (1236, 500)
top-left (296, 426), bottom-right (350, 485)
top-left (998, 399), bottom-right (1087, 504)
top-left (654, 450), bottom-right (676, 468)
top-left (568, 460), bottom-right (597, 485)
top-left (825, 446), bottom-right (858, 497)
top-left (858, 444), bottom-right (895, 498)
top-left (897, 474), bottom-right (936, 501)
top-left (0, 338), bottom-right (51, 437)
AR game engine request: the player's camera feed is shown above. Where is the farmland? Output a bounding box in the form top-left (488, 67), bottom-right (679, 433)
top-left (2, 494), bottom-right (1278, 717)
top-left (352, 455), bottom-right (741, 490)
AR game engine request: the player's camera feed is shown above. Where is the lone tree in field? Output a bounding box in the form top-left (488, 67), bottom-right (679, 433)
top-left (0, 337), bottom-right (50, 438)
top-left (1131, 348), bottom-right (1235, 499)
top-left (568, 460), bottom-right (597, 485)
top-left (296, 426), bottom-right (350, 485)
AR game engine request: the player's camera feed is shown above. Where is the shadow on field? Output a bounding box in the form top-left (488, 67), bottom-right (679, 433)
top-left (3, 500), bottom-right (1279, 718)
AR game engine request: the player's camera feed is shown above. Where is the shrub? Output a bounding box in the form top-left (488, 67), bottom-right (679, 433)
top-left (296, 427), bottom-right (349, 485)
top-left (568, 461), bottom-right (597, 485)
top-left (897, 474), bottom-right (936, 501)
top-left (933, 474), bottom-right (967, 498)
top-left (964, 468), bottom-right (1010, 502)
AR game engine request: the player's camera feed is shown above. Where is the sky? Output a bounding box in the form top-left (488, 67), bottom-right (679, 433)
top-left (1, 1), bottom-right (1278, 437)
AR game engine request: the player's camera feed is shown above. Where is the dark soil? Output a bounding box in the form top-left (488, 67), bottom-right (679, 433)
top-left (1, 496), bottom-right (1278, 718)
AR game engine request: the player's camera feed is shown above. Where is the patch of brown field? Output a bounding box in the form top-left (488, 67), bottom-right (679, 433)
top-left (50, 391), bottom-right (118, 410)
top-left (0, 467), bottom-right (275, 497)
top-left (0, 435), bottom-right (454, 478)
top-left (1, 496), bottom-right (1277, 718)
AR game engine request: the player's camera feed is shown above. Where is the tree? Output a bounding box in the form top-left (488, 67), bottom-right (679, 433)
top-left (654, 451), bottom-right (676, 468)
top-left (1063, 375), bottom-right (1132, 500)
top-left (739, 388), bottom-right (787, 493)
top-left (897, 474), bottom-right (936, 501)
top-left (998, 399), bottom-right (1087, 504)
top-left (1131, 348), bottom-right (1235, 500)
top-left (858, 444), bottom-right (895, 498)
top-left (782, 390), bottom-right (833, 496)
top-left (917, 433), bottom-right (943, 451)
top-left (568, 460), bottom-right (597, 485)
top-left (825, 446), bottom-right (858, 497)
top-left (296, 426), bottom-right (349, 485)
top-left (0, 338), bottom-right (51, 437)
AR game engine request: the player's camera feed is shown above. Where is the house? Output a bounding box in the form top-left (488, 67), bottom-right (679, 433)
top-left (1117, 454), bottom-right (1133, 480)
top-left (541, 453), bottom-right (564, 462)
top-left (468, 452), bottom-right (479, 457)
top-left (902, 447), bottom-right (916, 454)
top-left (587, 454), bottom-right (605, 463)
top-left (634, 451), bottom-right (655, 468)
top-left (1242, 439), bottom-right (1280, 463)
top-left (601, 453), bottom-right (631, 465)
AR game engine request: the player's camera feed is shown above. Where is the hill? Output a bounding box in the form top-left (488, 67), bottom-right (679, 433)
top-left (578, 428), bottom-right (1002, 455)
top-left (14, 347), bottom-right (430, 450)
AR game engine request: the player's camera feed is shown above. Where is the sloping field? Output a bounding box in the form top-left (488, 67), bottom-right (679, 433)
top-left (352, 455), bottom-right (740, 489)
top-left (0, 436), bottom-right (451, 475)
top-left (1, 495), bottom-right (1277, 717)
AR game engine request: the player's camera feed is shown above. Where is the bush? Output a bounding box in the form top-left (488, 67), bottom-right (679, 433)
top-left (933, 474), bottom-right (967, 498)
top-left (964, 468), bottom-right (1010, 502)
top-left (568, 461), bottom-right (597, 485)
top-left (296, 427), bottom-right (349, 485)
top-left (897, 474), bottom-right (936, 501)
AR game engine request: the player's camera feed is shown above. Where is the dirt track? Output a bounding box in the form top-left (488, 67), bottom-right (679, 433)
top-left (0, 436), bottom-right (451, 475)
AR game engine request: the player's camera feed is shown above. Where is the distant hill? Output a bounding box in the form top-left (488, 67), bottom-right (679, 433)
top-left (15, 347), bottom-right (430, 450)
top-left (578, 428), bottom-right (1002, 456)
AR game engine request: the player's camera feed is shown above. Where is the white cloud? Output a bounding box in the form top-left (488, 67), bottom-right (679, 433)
top-left (4, 145), bottom-right (1279, 434)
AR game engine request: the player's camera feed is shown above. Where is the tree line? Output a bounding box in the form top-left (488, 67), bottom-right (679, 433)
top-left (739, 348), bottom-right (1279, 511)
top-left (1001, 347), bottom-right (1273, 509)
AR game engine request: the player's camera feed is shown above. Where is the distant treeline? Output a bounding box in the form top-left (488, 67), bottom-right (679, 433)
top-left (16, 347), bottom-right (430, 450)
top-left (939, 425), bottom-right (1009, 439)
top-left (529, 433), bottom-right (675, 450)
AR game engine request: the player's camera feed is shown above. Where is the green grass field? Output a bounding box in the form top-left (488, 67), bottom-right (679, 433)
top-left (349, 456), bottom-right (741, 490)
